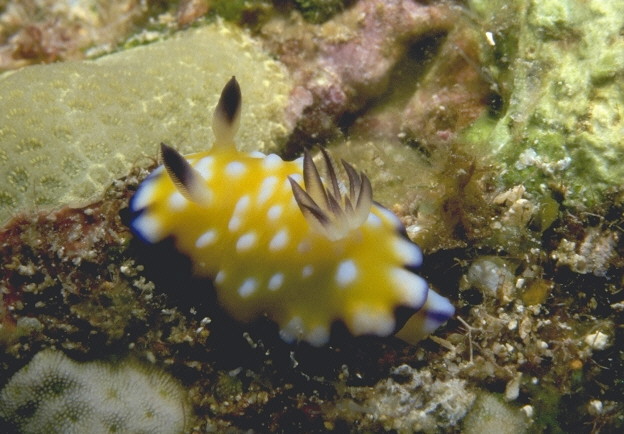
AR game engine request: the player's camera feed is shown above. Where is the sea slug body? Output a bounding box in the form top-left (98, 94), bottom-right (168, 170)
top-left (129, 77), bottom-right (454, 346)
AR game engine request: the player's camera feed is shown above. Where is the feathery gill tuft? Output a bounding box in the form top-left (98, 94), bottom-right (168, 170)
top-left (288, 148), bottom-right (373, 241)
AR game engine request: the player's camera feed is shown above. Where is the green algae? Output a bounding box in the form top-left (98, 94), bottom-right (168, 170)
top-left (293, 0), bottom-right (351, 24)
top-left (464, 0), bottom-right (624, 209)
top-left (0, 23), bottom-right (292, 224)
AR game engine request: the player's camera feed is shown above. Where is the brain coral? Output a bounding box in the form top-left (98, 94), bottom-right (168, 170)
top-left (0, 23), bottom-right (292, 224)
top-left (0, 349), bottom-right (191, 433)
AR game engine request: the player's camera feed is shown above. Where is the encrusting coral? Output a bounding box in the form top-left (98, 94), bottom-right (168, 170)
top-left (0, 349), bottom-right (191, 433)
top-left (0, 22), bottom-right (292, 224)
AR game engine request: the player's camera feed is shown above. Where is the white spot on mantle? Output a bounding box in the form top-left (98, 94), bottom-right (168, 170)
top-left (335, 259), bottom-right (357, 287)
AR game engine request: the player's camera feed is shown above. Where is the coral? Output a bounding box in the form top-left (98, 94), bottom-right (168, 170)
top-left (0, 22), bottom-right (292, 224)
top-left (0, 349), bottom-right (191, 433)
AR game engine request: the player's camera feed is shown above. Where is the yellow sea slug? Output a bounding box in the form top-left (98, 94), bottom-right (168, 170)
top-left (129, 77), bottom-right (454, 346)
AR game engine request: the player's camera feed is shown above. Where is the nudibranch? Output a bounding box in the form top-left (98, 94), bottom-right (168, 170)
top-left (129, 77), bottom-right (454, 346)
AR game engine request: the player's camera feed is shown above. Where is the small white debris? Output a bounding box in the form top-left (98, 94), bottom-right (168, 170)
top-left (406, 224), bottom-right (422, 238)
top-left (611, 302), bottom-right (624, 311)
top-left (17, 263), bottom-right (36, 276)
top-left (588, 399), bottom-right (603, 416)
top-left (521, 405), bottom-right (534, 419)
top-left (466, 257), bottom-right (516, 304)
top-left (584, 331), bottom-right (610, 350)
top-left (16, 317), bottom-right (44, 333)
top-left (505, 373), bottom-right (522, 401)
top-left (515, 148), bottom-right (538, 170)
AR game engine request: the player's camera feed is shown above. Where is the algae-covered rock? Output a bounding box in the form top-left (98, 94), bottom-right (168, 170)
top-left (330, 364), bottom-right (475, 432)
top-left (0, 23), bottom-right (292, 224)
top-left (465, 0), bottom-right (624, 208)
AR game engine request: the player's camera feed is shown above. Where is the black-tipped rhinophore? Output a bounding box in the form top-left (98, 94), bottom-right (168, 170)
top-left (161, 142), bottom-right (211, 204)
top-left (218, 76), bottom-right (241, 125)
top-left (161, 143), bottom-right (192, 190)
top-left (212, 76), bottom-right (242, 147)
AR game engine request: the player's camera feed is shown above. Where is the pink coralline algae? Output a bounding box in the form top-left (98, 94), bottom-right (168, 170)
top-left (261, 0), bottom-right (487, 149)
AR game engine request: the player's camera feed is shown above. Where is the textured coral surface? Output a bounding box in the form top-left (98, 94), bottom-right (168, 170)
top-left (0, 23), bottom-right (291, 224)
top-left (0, 349), bottom-right (190, 433)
